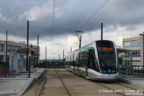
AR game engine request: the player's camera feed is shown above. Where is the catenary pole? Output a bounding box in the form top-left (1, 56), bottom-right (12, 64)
top-left (27, 20), bottom-right (30, 78)
top-left (37, 35), bottom-right (39, 65)
top-left (139, 32), bottom-right (144, 67)
top-left (5, 30), bottom-right (8, 77)
top-left (45, 46), bottom-right (47, 61)
top-left (101, 22), bottom-right (103, 41)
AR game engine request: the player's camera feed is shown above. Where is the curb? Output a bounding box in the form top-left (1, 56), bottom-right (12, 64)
top-left (12, 68), bottom-right (46, 96)
top-left (15, 78), bottom-right (34, 96)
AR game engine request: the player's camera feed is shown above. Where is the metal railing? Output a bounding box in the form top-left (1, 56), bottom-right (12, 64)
top-left (132, 65), bottom-right (144, 76)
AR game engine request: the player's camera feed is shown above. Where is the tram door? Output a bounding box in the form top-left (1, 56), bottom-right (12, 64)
top-left (79, 50), bottom-right (89, 76)
top-left (80, 49), bottom-right (96, 77)
top-left (88, 49), bottom-right (99, 73)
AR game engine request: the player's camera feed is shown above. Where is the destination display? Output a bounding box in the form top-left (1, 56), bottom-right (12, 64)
top-left (97, 47), bottom-right (113, 50)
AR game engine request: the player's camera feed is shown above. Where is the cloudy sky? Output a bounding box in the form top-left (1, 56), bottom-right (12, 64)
top-left (0, 0), bottom-right (144, 59)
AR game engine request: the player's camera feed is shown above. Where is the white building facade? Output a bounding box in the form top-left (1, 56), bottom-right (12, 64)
top-left (123, 36), bottom-right (143, 66)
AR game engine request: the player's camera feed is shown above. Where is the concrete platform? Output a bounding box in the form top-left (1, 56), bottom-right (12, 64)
top-left (0, 79), bottom-right (27, 96)
top-left (0, 68), bottom-right (45, 96)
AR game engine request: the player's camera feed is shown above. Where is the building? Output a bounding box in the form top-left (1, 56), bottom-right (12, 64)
top-left (117, 48), bottom-right (133, 75)
top-left (0, 40), bottom-right (40, 74)
top-left (123, 36), bottom-right (142, 66)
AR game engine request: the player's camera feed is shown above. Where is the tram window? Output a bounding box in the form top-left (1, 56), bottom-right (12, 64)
top-left (94, 51), bottom-right (99, 70)
top-left (72, 53), bottom-right (78, 66)
top-left (88, 49), bottom-right (99, 72)
top-left (96, 40), bottom-right (117, 73)
top-left (80, 51), bottom-right (89, 67)
top-left (75, 54), bottom-right (79, 66)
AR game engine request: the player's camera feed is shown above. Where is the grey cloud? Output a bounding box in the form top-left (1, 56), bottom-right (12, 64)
top-left (0, 0), bottom-right (144, 39)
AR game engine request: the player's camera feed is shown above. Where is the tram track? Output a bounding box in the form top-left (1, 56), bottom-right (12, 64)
top-left (90, 79), bottom-right (144, 96)
top-left (117, 82), bottom-right (144, 95)
top-left (36, 72), bottom-right (47, 96)
top-left (38, 69), bottom-right (72, 96)
top-left (95, 82), bottom-right (126, 96)
top-left (57, 69), bottom-right (127, 96)
top-left (35, 69), bottom-right (144, 96)
top-left (55, 69), bottom-right (72, 96)
top-left (117, 83), bottom-right (140, 90)
top-left (69, 70), bottom-right (144, 96)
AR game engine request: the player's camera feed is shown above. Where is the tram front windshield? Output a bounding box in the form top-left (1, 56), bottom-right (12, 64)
top-left (96, 41), bottom-right (117, 74)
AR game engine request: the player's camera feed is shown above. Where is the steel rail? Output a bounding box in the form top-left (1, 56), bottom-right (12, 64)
top-left (69, 69), bottom-right (126, 96)
top-left (118, 83), bottom-right (138, 90)
top-left (96, 83), bottom-right (126, 96)
top-left (36, 73), bottom-right (47, 96)
top-left (55, 69), bottom-right (72, 96)
top-left (95, 82), bottom-right (144, 96)
top-left (117, 83), bottom-right (144, 94)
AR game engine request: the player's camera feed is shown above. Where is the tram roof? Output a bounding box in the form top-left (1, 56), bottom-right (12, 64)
top-left (73, 40), bottom-right (114, 53)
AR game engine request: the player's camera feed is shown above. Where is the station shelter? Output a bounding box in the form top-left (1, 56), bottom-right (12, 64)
top-left (9, 47), bottom-right (35, 74)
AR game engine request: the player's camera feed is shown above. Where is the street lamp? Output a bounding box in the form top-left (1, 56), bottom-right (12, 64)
top-left (139, 32), bottom-right (144, 67)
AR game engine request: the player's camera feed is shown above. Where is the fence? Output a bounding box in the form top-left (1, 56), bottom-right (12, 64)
top-left (118, 64), bottom-right (144, 77)
top-left (132, 65), bottom-right (144, 76)
top-left (0, 62), bottom-right (9, 77)
top-left (34, 61), bottom-right (65, 68)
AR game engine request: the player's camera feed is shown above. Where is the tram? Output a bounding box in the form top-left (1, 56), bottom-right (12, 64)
top-left (66, 40), bottom-right (119, 80)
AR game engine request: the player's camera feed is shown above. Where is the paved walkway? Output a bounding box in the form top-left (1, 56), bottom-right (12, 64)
top-left (0, 68), bottom-right (45, 96)
top-left (0, 79), bottom-right (28, 96)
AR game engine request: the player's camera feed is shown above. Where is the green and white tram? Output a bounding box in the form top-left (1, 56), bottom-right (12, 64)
top-left (66, 40), bottom-right (119, 80)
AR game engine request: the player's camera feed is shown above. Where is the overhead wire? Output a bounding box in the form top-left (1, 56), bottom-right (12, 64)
top-left (77, 0), bottom-right (109, 30)
top-left (74, 0), bottom-right (109, 47)
top-left (49, 0), bottom-right (109, 53)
